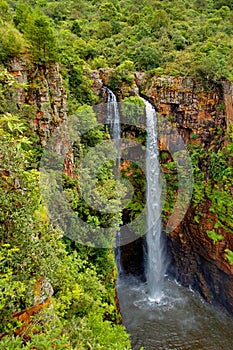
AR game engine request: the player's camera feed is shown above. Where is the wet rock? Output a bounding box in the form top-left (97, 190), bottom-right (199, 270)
top-left (120, 237), bottom-right (145, 279)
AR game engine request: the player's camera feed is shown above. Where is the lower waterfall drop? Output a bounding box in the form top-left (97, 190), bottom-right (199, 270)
top-left (143, 97), bottom-right (166, 303)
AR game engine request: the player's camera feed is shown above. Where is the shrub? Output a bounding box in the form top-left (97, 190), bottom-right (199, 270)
top-left (0, 23), bottom-right (26, 63)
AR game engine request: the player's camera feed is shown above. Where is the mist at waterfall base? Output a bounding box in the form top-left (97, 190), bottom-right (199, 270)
top-left (117, 276), bottom-right (233, 350)
top-left (104, 89), bottom-right (233, 349)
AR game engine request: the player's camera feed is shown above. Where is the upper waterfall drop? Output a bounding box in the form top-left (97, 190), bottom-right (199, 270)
top-left (105, 87), bottom-right (121, 168)
top-left (142, 97), bottom-right (166, 302)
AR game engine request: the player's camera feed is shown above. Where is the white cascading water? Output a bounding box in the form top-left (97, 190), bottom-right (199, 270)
top-left (105, 89), bottom-right (165, 288)
top-left (105, 87), bottom-right (122, 275)
top-left (143, 97), bottom-right (165, 302)
top-left (106, 87), bottom-right (121, 168)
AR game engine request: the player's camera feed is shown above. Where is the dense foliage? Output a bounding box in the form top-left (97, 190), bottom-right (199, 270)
top-left (161, 127), bottom-right (233, 257)
top-left (189, 130), bottom-right (233, 247)
top-left (0, 67), bottom-right (131, 348)
top-left (1, 0), bottom-right (233, 84)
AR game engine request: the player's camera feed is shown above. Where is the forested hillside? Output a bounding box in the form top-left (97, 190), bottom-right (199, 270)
top-left (1, 0), bottom-right (233, 96)
top-left (0, 0), bottom-right (233, 348)
top-left (0, 68), bottom-right (130, 347)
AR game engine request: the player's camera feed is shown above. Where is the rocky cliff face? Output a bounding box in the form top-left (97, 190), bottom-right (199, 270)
top-left (223, 81), bottom-right (233, 130)
top-left (11, 62), bottom-right (232, 314)
top-left (97, 70), bottom-right (233, 314)
top-left (137, 74), bottom-right (227, 148)
top-left (8, 58), bottom-right (74, 177)
top-left (167, 205), bottom-right (233, 314)
top-left (138, 74), bottom-right (233, 314)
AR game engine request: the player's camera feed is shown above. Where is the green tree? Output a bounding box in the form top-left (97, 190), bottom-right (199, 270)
top-left (13, 1), bottom-right (32, 31)
top-left (24, 9), bottom-right (58, 63)
top-left (150, 10), bottom-right (170, 32)
top-left (0, 23), bottom-right (26, 63)
top-left (98, 2), bottom-right (118, 21)
top-left (214, 0), bottom-right (233, 10)
top-left (133, 43), bottom-right (162, 71)
top-left (0, 0), bottom-right (9, 21)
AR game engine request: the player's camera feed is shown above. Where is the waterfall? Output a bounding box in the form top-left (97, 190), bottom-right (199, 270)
top-left (105, 87), bottom-right (122, 275)
top-left (105, 88), bottom-right (165, 287)
top-left (106, 87), bottom-right (121, 168)
top-left (143, 97), bottom-right (165, 302)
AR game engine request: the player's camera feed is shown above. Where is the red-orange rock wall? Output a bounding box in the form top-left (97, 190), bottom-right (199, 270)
top-left (138, 75), bottom-right (233, 314)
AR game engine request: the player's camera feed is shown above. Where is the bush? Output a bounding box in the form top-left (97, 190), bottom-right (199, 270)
top-left (24, 10), bottom-right (58, 63)
top-left (0, 23), bottom-right (26, 63)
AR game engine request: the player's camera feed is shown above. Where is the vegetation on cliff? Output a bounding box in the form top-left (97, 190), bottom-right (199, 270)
top-left (0, 66), bottom-right (131, 348)
top-left (190, 131), bottom-right (233, 248)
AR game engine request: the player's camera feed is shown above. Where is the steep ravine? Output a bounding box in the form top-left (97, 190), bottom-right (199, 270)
top-left (138, 74), bottom-right (233, 314)
top-left (9, 60), bottom-right (233, 315)
top-left (94, 69), bottom-right (233, 315)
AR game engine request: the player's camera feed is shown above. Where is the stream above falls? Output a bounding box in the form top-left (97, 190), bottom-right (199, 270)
top-left (117, 275), bottom-right (233, 350)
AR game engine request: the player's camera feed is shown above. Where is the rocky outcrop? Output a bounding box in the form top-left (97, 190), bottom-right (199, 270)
top-left (13, 278), bottom-right (54, 338)
top-left (8, 58), bottom-right (74, 177)
top-left (95, 68), bottom-right (139, 99)
top-left (9, 59), bottom-right (68, 141)
top-left (168, 203), bottom-right (233, 314)
top-left (137, 74), bottom-right (226, 148)
top-left (223, 81), bottom-right (233, 130)
top-left (88, 69), bottom-right (105, 100)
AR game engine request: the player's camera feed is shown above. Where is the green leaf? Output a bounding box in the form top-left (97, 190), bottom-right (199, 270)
top-left (7, 120), bottom-right (13, 131)
top-left (225, 249), bottom-right (233, 265)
